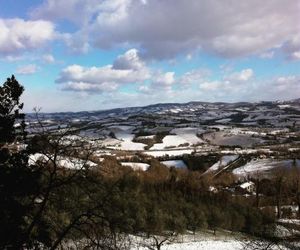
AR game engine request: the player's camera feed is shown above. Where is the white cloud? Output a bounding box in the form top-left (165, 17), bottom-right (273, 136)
top-left (150, 72), bottom-right (175, 92)
top-left (283, 34), bottom-right (300, 60)
top-left (199, 81), bottom-right (226, 91)
top-left (31, 0), bottom-right (100, 26)
top-left (90, 0), bottom-right (299, 59)
top-left (61, 81), bottom-right (118, 92)
top-left (2, 55), bottom-right (24, 62)
top-left (138, 85), bottom-right (150, 94)
top-left (179, 68), bottom-right (211, 85)
top-left (16, 64), bottom-right (38, 75)
top-left (113, 49), bottom-right (144, 70)
top-left (42, 54), bottom-right (55, 63)
top-left (31, 0), bottom-right (131, 28)
top-left (196, 74), bottom-right (300, 102)
top-left (63, 31), bottom-right (90, 54)
top-left (226, 69), bottom-right (254, 81)
top-left (31, 0), bottom-right (300, 60)
top-left (0, 18), bottom-right (55, 55)
top-left (291, 51), bottom-right (300, 60)
top-left (56, 49), bottom-right (150, 92)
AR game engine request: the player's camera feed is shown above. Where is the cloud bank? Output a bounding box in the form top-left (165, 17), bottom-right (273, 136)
top-left (31, 0), bottom-right (300, 60)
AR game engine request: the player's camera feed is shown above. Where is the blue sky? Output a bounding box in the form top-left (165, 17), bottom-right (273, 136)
top-left (0, 0), bottom-right (299, 112)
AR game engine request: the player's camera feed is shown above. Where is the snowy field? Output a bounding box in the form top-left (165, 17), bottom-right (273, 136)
top-left (150, 127), bottom-right (205, 150)
top-left (130, 232), bottom-right (246, 250)
top-left (203, 132), bottom-right (262, 147)
top-left (29, 153), bottom-right (97, 170)
top-left (131, 240), bottom-right (243, 250)
top-left (233, 159), bottom-right (300, 177)
top-left (171, 127), bottom-right (205, 145)
top-left (153, 240), bottom-right (243, 250)
top-left (143, 149), bottom-right (194, 158)
top-left (106, 126), bottom-right (147, 151)
top-left (205, 155), bottom-right (239, 173)
top-left (161, 160), bottom-right (187, 169)
top-left (121, 162), bottom-right (150, 171)
top-left (150, 135), bottom-right (191, 150)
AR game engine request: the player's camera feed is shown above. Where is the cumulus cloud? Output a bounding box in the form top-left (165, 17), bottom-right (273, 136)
top-left (199, 81), bottom-right (228, 91)
top-left (90, 0), bottom-right (300, 59)
top-left (196, 73), bottom-right (300, 102)
top-left (30, 0), bottom-right (100, 26)
top-left (272, 76), bottom-right (300, 93)
top-left (56, 49), bottom-right (150, 92)
top-left (113, 49), bottom-right (144, 70)
top-left (179, 68), bottom-right (211, 85)
top-left (151, 72), bottom-right (175, 91)
top-left (225, 69), bottom-right (254, 82)
top-left (31, 0), bottom-right (132, 30)
top-left (16, 64), bottom-right (38, 75)
top-left (31, 0), bottom-right (300, 60)
top-left (61, 81), bottom-right (118, 92)
top-left (0, 18), bottom-right (55, 55)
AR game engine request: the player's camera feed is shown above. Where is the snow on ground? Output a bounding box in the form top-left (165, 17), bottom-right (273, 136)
top-left (216, 118), bottom-right (232, 123)
top-left (106, 126), bottom-right (147, 151)
top-left (143, 149), bottom-right (194, 158)
top-left (114, 133), bottom-right (146, 151)
top-left (130, 233), bottom-right (244, 250)
top-left (203, 131), bottom-right (262, 147)
top-left (274, 224), bottom-right (300, 238)
top-left (57, 157), bottom-right (97, 169)
top-left (150, 135), bottom-right (190, 150)
top-left (205, 155), bottom-right (239, 173)
top-left (161, 160), bottom-right (187, 169)
top-left (136, 135), bottom-right (155, 140)
top-left (121, 162), bottom-right (150, 171)
top-left (233, 159), bottom-right (300, 177)
top-left (157, 240), bottom-right (243, 250)
top-left (171, 127), bottom-right (205, 145)
top-left (93, 150), bottom-right (115, 157)
top-left (29, 153), bottom-right (97, 170)
top-left (278, 219), bottom-right (300, 225)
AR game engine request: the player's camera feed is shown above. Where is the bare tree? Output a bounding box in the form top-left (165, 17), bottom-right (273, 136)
top-left (21, 110), bottom-right (134, 249)
top-left (138, 232), bottom-right (178, 250)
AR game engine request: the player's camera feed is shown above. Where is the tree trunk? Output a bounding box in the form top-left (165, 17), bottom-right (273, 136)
top-left (255, 178), bottom-right (260, 208)
top-left (276, 182), bottom-right (281, 219)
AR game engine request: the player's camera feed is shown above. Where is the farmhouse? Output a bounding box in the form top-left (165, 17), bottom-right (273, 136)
top-left (236, 181), bottom-right (255, 194)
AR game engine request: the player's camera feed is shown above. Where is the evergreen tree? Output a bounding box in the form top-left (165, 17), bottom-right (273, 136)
top-left (0, 75), bottom-right (42, 249)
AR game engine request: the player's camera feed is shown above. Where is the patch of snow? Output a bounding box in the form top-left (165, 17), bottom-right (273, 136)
top-left (161, 160), bottom-right (187, 169)
top-left (171, 127), bottom-right (205, 145)
top-left (131, 239), bottom-right (243, 250)
top-left (278, 219), bottom-right (300, 225)
top-left (216, 118), bottom-right (231, 123)
top-left (104, 127), bottom-right (147, 151)
top-left (143, 149), bottom-right (194, 157)
top-left (29, 153), bottom-right (97, 170)
top-left (240, 181), bottom-right (254, 189)
top-left (121, 162), bottom-right (150, 171)
top-left (278, 104), bottom-right (291, 109)
top-left (233, 159), bottom-right (300, 177)
top-left (206, 155), bottom-right (239, 173)
top-left (136, 135), bottom-right (155, 140)
top-left (150, 135), bottom-right (190, 150)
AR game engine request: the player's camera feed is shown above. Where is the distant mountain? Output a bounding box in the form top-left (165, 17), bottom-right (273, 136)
top-left (25, 98), bottom-right (300, 124)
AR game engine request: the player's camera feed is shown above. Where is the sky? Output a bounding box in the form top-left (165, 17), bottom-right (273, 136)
top-left (0, 0), bottom-right (299, 112)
